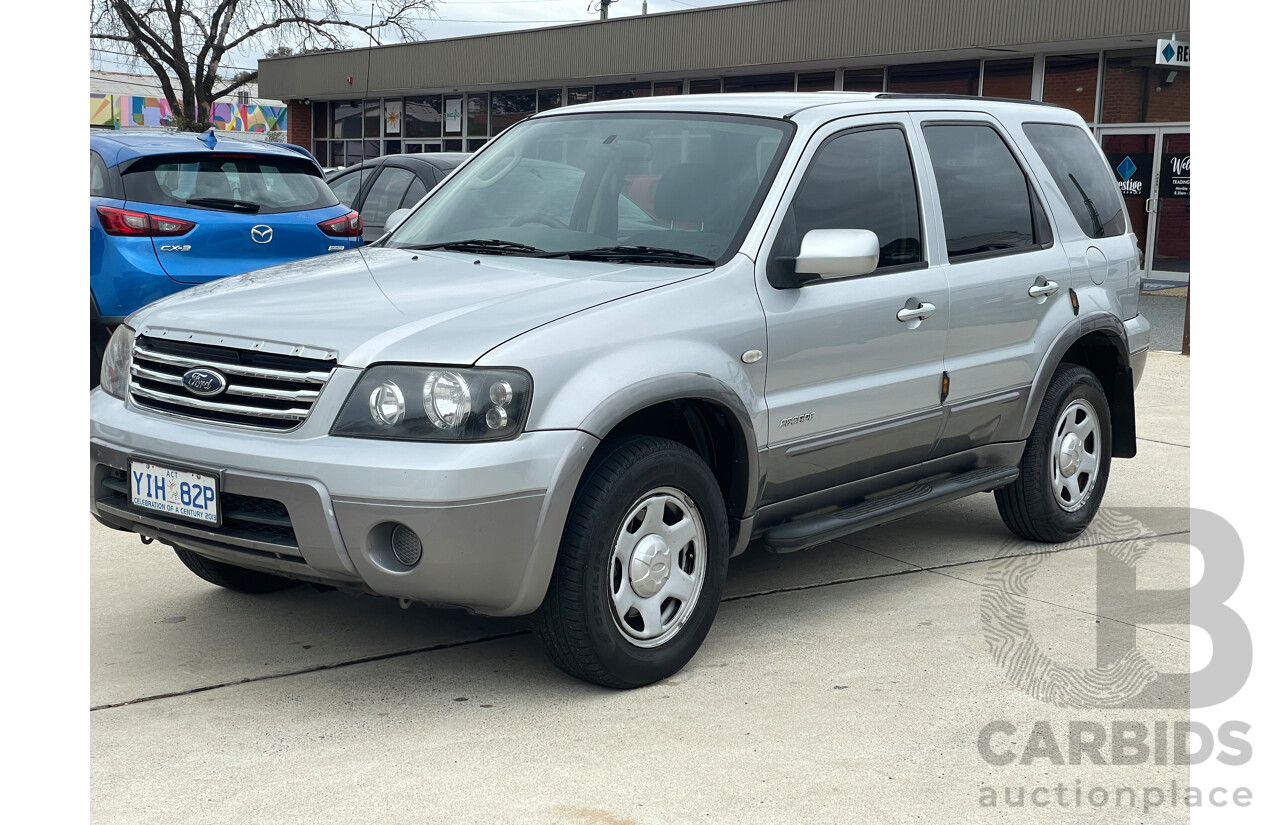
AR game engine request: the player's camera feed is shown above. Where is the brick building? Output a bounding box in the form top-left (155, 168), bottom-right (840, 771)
top-left (258, 0), bottom-right (1190, 285)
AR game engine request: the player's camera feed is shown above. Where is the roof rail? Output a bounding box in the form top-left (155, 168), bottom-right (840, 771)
top-left (875, 93), bottom-right (1060, 108)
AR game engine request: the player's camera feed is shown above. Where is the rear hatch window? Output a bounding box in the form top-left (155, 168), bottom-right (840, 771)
top-left (121, 153), bottom-right (337, 214)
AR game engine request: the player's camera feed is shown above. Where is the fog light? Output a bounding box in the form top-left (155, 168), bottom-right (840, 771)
top-left (390, 524), bottom-right (423, 566)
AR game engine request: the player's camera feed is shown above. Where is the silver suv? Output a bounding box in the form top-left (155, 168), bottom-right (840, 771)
top-left (91, 93), bottom-right (1151, 688)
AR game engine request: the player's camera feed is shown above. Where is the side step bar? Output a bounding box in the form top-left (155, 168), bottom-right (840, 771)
top-left (761, 466), bottom-right (1020, 553)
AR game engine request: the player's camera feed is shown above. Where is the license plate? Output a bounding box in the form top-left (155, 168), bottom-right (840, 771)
top-left (128, 461), bottom-right (220, 526)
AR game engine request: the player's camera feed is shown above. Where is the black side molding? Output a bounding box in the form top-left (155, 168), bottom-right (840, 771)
top-left (762, 466), bottom-right (1020, 553)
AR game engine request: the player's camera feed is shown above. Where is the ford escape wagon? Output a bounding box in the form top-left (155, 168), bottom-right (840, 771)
top-left (90, 93), bottom-right (1151, 688)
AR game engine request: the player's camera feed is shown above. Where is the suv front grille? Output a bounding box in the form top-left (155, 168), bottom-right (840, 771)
top-left (129, 336), bottom-right (336, 431)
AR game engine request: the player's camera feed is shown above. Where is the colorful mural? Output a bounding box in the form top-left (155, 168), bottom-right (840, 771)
top-left (90, 94), bottom-right (115, 127)
top-left (89, 94), bottom-right (286, 133)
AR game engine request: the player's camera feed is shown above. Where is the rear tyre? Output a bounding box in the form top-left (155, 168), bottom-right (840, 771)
top-left (532, 436), bottom-right (730, 689)
top-left (996, 364), bottom-right (1112, 542)
top-left (173, 547), bottom-right (300, 594)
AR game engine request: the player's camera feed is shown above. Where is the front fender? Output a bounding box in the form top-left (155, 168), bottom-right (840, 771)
top-left (481, 256), bottom-right (769, 511)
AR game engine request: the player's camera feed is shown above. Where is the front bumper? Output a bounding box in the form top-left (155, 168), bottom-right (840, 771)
top-left (90, 388), bottom-right (598, 616)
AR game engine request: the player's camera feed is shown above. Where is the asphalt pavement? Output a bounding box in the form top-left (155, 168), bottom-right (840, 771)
top-left (91, 352), bottom-right (1192, 824)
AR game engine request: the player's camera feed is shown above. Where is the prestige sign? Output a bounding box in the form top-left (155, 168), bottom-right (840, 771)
top-left (1156, 39), bottom-right (1190, 67)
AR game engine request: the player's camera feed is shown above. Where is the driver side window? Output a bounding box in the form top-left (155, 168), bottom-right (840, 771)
top-left (772, 126), bottom-right (924, 282)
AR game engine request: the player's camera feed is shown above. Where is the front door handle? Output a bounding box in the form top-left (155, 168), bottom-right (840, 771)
top-left (897, 301), bottom-right (937, 323)
top-left (1028, 281), bottom-right (1059, 298)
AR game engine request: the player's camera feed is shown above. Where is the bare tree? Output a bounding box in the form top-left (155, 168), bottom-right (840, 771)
top-left (91, 1), bottom-right (437, 131)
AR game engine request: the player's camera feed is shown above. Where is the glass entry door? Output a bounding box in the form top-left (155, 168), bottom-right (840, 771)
top-left (1099, 127), bottom-right (1190, 286)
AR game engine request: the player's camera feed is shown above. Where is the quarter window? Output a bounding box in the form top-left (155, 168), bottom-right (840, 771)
top-left (1022, 123), bottom-right (1127, 238)
top-left (774, 126), bottom-right (924, 279)
top-left (328, 171), bottom-right (363, 208)
top-left (402, 176), bottom-right (428, 209)
top-left (922, 123), bottom-right (1048, 260)
top-left (90, 150), bottom-right (110, 197)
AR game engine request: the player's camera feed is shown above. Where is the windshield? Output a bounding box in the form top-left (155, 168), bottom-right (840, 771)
top-left (385, 112), bottom-right (793, 265)
top-left (121, 152), bottom-right (338, 214)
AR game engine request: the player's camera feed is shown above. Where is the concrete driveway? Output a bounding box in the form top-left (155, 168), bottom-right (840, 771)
top-left (91, 352), bottom-right (1191, 824)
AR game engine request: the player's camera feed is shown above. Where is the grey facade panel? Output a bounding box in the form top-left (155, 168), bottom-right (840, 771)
top-left (259, 0), bottom-right (1190, 99)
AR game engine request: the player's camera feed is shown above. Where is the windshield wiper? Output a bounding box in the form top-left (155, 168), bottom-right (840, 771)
top-left (403, 238), bottom-right (549, 256)
top-left (553, 245), bottom-right (715, 266)
top-left (1067, 173), bottom-right (1105, 237)
top-left (184, 197), bottom-right (261, 213)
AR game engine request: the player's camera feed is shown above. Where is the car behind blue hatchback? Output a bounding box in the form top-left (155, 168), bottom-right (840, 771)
top-left (90, 130), bottom-right (363, 385)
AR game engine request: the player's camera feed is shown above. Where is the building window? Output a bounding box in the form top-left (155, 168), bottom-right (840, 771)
top-left (405, 96), bottom-right (443, 138)
top-left (332, 102), bottom-right (363, 139)
top-left (724, 73), bottom-right (794, 93)
top-left (653, 81), bottom-right (683, 96)
top-left (981, 58), bottom-right (1033, 99)
top-left (1042, 54), bottom-right (1099, 123)
top-left (889, 61), bottom-right (980, 95)
top-left (688, 78), bottom-right (721, 94)
top-left (1101, 52), bottom-right (1189, 124)
top-left (538, 89), bottom-right (563, 111)
top-left (567, 87), bottom-right (594, 106)
top-left (466, 93), bottom-right (489, 139)
top-left (363, 100), bottom-right (381, 139)
top-left (311, 141), bottom-right (328, 166)
top-left (797, 71), bottom-right (836, 92)
top-left (312, 102), bottom-right (329, 138)
top-left (595, 82), bottom-right (652, 101)
top-left (842, 68), bottom-right (885, 93)
top-left (491, 90), bottom-right (536, 134)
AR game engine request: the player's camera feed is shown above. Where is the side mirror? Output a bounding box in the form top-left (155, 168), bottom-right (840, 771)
top-left (794, 229), bottom-right (880, 280)
top-left (385, 208), bottom-right (411, 234)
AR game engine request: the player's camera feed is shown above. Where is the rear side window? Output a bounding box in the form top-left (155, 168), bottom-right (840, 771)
top-left (922, 123), bottom-right (1050, 260)
top-left (121, 153), bottom-right (338, 214)
top-left (776, 126), bottom-right (924, 274)
top-left (90, 151), bottom-right (110, 197)
top-left (362, 167), bottom-right (417, 226)
top-left (1022, 122), bottom-right (1127, 238)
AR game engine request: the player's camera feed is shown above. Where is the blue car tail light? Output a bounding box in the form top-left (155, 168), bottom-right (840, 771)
top-left (96, 205), bottom-right (196, 237)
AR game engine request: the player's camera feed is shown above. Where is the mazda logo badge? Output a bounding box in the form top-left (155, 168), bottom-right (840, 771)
top-left (251, 225), bottom-right (274, 244)
top-left (182, 367), bottom-right (228, 397)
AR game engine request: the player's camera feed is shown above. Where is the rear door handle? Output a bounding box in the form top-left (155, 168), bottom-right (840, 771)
top-left (897, 302), bottom-right (937, 322)
top-left (1028, 281), bottom-right (1059, 298)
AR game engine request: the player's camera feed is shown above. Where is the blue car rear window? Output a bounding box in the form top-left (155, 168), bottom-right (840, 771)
top-left (121, 152), bottom-right (339, 214)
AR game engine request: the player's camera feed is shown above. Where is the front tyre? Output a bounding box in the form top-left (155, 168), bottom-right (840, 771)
top-left (532, 436), bottom-right (729, 688)
top-left (996, 364), bottom-right (1112, 542)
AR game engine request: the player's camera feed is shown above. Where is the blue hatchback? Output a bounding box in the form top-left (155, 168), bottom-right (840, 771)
top-left (90, 130), bottom-right (363, 384)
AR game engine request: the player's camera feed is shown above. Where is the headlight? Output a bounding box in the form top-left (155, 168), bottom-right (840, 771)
top-left (100, 325), bottom-right (135, 400)
top-left (332, 365), bottom-right (532, 441)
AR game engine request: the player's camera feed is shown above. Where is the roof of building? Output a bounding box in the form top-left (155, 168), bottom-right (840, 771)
top-left (257, 0), bottom-right (1189, 101)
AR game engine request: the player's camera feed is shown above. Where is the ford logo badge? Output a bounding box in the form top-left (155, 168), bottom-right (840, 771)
top-left (182, 367), bottom-right (228, 397)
